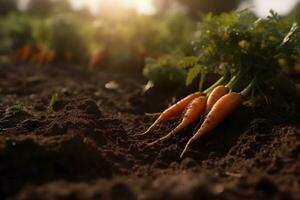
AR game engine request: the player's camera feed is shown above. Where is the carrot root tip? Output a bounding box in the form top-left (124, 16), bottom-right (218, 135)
top-left (180, 139), bottom-right (193, 159)
top-left (135, 130), bottom-right (150, 136)
top-left (137, 120), bottom-right (160, 136)
top-left (147, 140), bottom-right (159, 147)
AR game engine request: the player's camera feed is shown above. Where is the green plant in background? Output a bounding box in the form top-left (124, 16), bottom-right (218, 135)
top-left (90, 12), bottom-right (197, 69)
top-left (0, 13), bottom-right (36, 66)
top-left (48, 15), bottom-right (89, 63)
top-left (0, 1), bottom-right (198, 69)
top-left (30, 18), bottom-right (51, 50)
top-left (162, 13), bottom-right (197, 54)
top-left (143, 56), bottom-right (187, 89)
top-left (5, 14), bottom-right (36, 50)
top-left (0, 18), bottom-right (11, 65)
top-left (26, 0), bottom-right (53, 17)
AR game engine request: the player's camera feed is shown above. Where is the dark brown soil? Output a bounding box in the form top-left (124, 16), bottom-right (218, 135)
top-left (0, 64), bottom-right (299, 200)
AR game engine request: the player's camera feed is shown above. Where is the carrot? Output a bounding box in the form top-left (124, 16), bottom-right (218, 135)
top-left (205, 85), bottom-right (229, 113)
top-left (20, 46), bottom-right (33, 62)
top-left (47, 50), bottom-right (56, 63)
top-left (147, 96), bottom-right (207, 146)
top-left (31, 51), bottom-right (43, 65)
top-left (37, 52), bottom-right (46, 65)
top-left (138, 92), bottom-right (202, 136)
top-left (89, 52), bottom-right (102, 70)
top-left (180, 92), bottom-right (241, 158)
top-left (30, 53), bottom-right (38, 64)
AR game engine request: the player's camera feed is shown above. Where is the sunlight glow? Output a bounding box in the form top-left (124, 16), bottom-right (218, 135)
top-left (253, 0), bottom-right (299, 17)
top-left (18, 0), bottom-right (300, 17)
top-left (70, 0), bottom-right (99, 14)
top-left (69, 0), bottom-right (156, 15)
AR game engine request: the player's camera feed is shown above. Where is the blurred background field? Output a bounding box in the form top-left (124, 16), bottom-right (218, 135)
top-left (1, 0), bottom-right (300, 76)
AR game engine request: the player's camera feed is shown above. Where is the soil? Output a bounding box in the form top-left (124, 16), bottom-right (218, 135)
top-left (0, 64), bottom-right (299, 200)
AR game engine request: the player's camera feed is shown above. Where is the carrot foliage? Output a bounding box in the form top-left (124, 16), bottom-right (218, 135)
top-left (188, 10), bottom-right (299, 86)
top-left (146, 10), bottom-right (300, 102)
top-left (143, 56), bottom-right (187, 89)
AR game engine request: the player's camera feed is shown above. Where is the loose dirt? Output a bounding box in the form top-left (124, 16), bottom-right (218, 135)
top-left (0, 65), bottom-right (299, 200)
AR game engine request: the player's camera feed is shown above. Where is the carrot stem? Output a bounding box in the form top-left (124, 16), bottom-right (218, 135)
top-left (225, 74), bottom-right (239, 90)
top-left (255, 82), bottom-right (269, 104)
top-left (240, 79), bottom-right (255, 97)
top-left (203, 76), bottom-right (226, 95)
top-left (199, 69), bottom-right (206, 92)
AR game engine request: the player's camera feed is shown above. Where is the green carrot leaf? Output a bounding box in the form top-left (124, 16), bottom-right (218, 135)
top-left (186, 64), bottom-right (202, 86)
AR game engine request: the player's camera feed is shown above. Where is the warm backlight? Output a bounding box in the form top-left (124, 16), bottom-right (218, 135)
top-left (70, 0), bottom-right (156, 15)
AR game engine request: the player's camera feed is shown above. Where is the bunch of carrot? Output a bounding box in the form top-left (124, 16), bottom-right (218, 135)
top-left (140, 78), bottom-right (254, 158)
top-left (89, 51), bottom-right (105, 70)
top-left (30, 50), bottom-right (56, 65)
top-left (14, 45), bottom-right (56, 65)
top-left (14, 45), bottom-right (34, 62)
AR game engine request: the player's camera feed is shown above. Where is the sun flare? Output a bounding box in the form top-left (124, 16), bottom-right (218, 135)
top-left (69, 0), bottom-right (156, 15)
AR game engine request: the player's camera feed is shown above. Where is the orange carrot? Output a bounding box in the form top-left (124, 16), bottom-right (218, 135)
top-left (180, 92), bottom-right (241, 158)
top-left (30, 51), bottom-right (42, 65)
top-left (47, 50), bottom-right (56, 63)
top-left (20, 46), bottom-right (33, 62)
top-left (37, 51), bottom-right (46, 65)
top-left (147, 96), bottom-right (207, 146)
top-left (205, 85), bottom-right (229, 113)
top-left (138, 92), bottom-right (202, 136)
top-left (44, 51), bottom-right (50, 64)
top-left (89, 52), bottom-right (102, 70)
